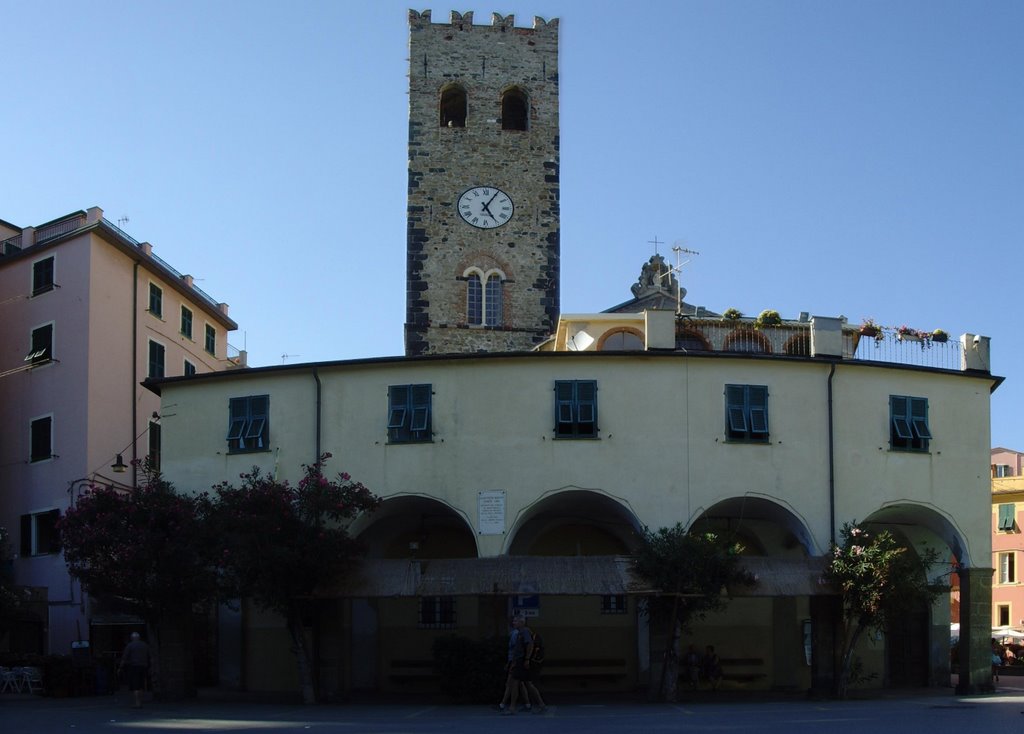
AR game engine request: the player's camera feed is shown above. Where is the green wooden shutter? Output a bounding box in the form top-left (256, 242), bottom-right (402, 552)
top-left (726, 385), bottom-right (747, 435)
top-left (576, 381), bottom-right (597, 437)
top-left (748, 386), bottom-right (769, 436)
top-left (410, 385), bottom-right (432, 437)
top-left (555, 381), bottom-right (575, 436)
top-left (890, 396), bottom-right (912, 440)
top-left (909, 397), bottom-right (931, 439)
top-left (1000, 504), bottom-right (1016, 531)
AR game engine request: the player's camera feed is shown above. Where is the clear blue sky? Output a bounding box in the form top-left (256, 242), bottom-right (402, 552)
top-left (4, 1), bottom-right (1022, 450)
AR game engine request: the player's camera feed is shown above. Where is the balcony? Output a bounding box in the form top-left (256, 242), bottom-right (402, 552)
top-left (678, 320), bottom-right (966, 372)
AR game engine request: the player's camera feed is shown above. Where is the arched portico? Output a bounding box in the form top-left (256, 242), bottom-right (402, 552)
top-left (353, 494), bottom-right (478, 559)
top-left (859, 502), bottom-right (984, 692)
top-left (505, 487), bottom-right (644, 556)
top-left (687, 494), bottom-right (820, 557)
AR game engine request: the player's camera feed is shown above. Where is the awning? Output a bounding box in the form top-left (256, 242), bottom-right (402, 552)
top-left (324, 555), bottom-right (833, 598)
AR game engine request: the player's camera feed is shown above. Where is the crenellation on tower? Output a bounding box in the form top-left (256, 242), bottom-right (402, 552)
top-left (405, 8), bottom-right (560, 356)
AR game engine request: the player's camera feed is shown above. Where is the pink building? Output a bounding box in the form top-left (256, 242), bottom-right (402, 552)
top-left (0, 207), bottom-right (242, 654)
top-left (992, 448), bottom-right (1024, 628)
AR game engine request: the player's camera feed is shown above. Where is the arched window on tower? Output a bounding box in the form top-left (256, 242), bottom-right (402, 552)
top-left (440, 84), bottom-right (467, 128)
top-left (501, 87), bottom-right (528, 131)
top-left (485, 274), bottom-right (503, 326)
top-left (467, 273), bottom-right (482, 325)
top-left (465, 267), bottom-right (506, 327)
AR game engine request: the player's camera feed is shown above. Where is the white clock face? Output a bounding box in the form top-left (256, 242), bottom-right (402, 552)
top-left (458, 186), bottom-right (514, 229)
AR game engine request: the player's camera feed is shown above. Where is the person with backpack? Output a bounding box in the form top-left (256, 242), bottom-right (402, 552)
top-left (520, 623), bottom-right (547, 712)
top-left (498, 615), bottom-right (547, 715)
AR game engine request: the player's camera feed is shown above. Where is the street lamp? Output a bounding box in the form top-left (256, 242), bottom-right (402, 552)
top-left (111, 454), bottom-right (127, 473)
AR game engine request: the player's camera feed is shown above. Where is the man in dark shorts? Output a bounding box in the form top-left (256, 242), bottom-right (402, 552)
top-left (118, 632), bottom-right (150, 708)
top-left (499, 615), bottom-right (533, 715)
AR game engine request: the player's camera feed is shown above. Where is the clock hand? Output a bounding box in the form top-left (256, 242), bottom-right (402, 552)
top-left (482, 192), bottom-right (500, 217)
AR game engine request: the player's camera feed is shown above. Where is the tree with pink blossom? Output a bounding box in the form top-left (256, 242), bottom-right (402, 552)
top-left (211, 453), bottom-right (378, 704)
top-left (825, 521), bottom-right (942, 697)
top-left (59, 460), bottom-right (219, 698)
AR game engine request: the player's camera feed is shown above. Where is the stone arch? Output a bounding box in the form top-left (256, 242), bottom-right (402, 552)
top-left (352, 494), bottom-right (478, 559)
top-left (440, 83), bottom-right (467, 128)
top-left (687, 494), bottom-right (820, 557)
top-left (783, 332), bottom-right (810, 356)
top-left (500, 85), bottom-right (529, 131)
top-left (860, 501), bottom-right (972, 569)
top-left (722, 328), bottom-right (773, 354)
top-left (857, 502), bottom-right (966, 688)
top-left (596, 326), bottom-right (645, 351)
top-left (504, 487), bottom-right (645, 556)
top-left (676, 327), bottom-right (711, 352)
top-left (456, 251), bottom-right (513, 281)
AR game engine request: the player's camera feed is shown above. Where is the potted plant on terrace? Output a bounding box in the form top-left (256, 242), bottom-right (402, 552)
top-left (896, 325), bottom-right (923, 342)
top-left (859, 319), bottom-right (885, 342)
top-left (722, 307), bottom-right (742, 321)
top-left (754, 309), bottom-right (782, 329)
top-left (931, 329), bottom-right (949, 343)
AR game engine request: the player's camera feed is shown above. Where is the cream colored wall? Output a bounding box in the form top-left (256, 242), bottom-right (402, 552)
top-left (831, 365), bottom-right (991, 566)
top-left (159, 352), bottom-right (991, 694)
top-left (161, 354), bottom-right (989, 558)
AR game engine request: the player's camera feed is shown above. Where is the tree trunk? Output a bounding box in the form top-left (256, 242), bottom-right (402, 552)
top-left (655, 596), bottom-right (682, 702)
top-left (288, 605), bottom-right (316, 705)
top-left (154, 605), bottom-right (196, 700)
top-left (836, 622), bottom-right (865, 699)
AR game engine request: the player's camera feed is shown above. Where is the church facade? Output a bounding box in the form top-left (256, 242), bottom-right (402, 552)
top-left (148, 10), bottom-right (998, 698)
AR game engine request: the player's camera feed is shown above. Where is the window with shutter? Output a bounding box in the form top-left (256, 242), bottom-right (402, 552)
top-left (32, 256), bottom-right (55, 296)
top-left (890, 395), bottom-right (931, 451)
top-left (30, 415), bottom-right (52, 462)
top-left (999, 504), bottom-right (1016, 532)
top-left (148, 341), bottom-right (165, 379)
top-left (29, 323), bottom-right (53, 364)
top-left (725, 385), bottom-right (769, 443)
top-left (554, 380), bottom-right (598, 438)
top-left (148, 283), bottom-right (163, 318)
top-left (388, 384), bottom-right (432, 443)
top-left (226, 395), bottom-right (270, 453)
top-left (181, 306), bottom-right (193, 338)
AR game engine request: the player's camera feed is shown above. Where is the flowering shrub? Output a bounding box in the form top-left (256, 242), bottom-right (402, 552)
top-left (825, 522), bottom-right (942, 697)
top-left (212, 453), bottom-right (379, 704)
top-left (59, 464), bottom-right (219, 622)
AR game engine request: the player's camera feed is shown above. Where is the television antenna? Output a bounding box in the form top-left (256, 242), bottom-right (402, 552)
top-left (281, 353), bottom-right (301, 363)
top-left (655, 241), bottom-right (700, 315)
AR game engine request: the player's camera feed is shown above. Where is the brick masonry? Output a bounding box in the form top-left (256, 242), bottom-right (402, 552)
top-left (406, 10), bottom-right (560, 355)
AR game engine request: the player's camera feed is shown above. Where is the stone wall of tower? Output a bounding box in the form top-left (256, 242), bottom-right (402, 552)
top-left (406, 10), bottom-right (560, 356)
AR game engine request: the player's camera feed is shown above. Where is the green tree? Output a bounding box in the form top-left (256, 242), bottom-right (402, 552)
top-left (824, 522), bottom-right (943, 698)
top-left (633, 524), bottom-right (753, 701)
top-left (59, 462), bottom-right (219, 698)
top-left (212, 453), bottom-right (378, 704)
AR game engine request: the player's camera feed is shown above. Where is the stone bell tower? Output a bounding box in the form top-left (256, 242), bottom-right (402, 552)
top-left (405, 10), bottom-right (560, 356)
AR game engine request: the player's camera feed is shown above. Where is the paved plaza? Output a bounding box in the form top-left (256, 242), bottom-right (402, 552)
top-left (4, 682), bottom-right (1024, 734)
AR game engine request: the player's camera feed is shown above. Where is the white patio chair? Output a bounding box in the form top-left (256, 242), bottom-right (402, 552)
top-left (21, 666), bottom-right (43, 694)
top-left (1, 666), bottom-right (24, 693)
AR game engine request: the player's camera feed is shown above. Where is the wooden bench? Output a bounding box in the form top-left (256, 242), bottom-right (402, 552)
top-left (540, 658), bottom-right (628, 683)
top-left (719, 657), bottom-right (767, 683)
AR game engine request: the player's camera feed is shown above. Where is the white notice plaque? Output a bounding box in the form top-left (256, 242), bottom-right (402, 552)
top-left (478, 490), bottom-right (506, 535)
